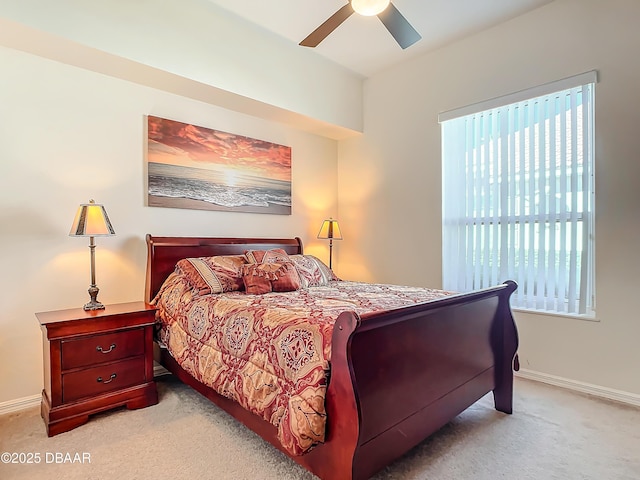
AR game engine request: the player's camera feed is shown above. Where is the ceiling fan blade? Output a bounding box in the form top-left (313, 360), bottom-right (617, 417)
top-left (299, 3), bottom-right (354, 47)
top-left (378, 2), bottom-right (421, 49)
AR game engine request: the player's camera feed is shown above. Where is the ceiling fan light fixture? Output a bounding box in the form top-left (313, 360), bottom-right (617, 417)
top-left (351, 0), bottom-right (390, 16)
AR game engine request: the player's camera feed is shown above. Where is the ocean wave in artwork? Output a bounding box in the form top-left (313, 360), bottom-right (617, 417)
top-left (148, 162), bottom-right (291, 210)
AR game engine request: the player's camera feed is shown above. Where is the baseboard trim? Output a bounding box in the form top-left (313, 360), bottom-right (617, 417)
top-left (516, 369), bottom-right (640, 407)
top-left (0, 394), bottom-right (41, 416)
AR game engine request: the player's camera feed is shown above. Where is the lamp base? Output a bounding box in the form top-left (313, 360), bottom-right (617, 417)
top-left (83, 285), bottom-right (105, 311)
top-left (83, 300), bottom-right (105, 311)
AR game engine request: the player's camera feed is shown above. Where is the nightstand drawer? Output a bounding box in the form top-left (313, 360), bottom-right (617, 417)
top-left (62, 356), bottom-right (146, 403)
top-left (61, 328), bottom-right (145, 370)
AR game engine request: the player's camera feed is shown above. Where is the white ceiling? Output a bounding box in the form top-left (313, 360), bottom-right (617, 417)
top-left (205, 0), bottom-right (554, 77)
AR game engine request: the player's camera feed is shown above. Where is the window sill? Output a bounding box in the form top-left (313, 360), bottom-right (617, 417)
top-left (512, 307), bottom-right (598, 322)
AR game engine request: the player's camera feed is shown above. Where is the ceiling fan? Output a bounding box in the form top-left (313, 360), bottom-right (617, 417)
top-left (299, 0), bottom-right (421, 50)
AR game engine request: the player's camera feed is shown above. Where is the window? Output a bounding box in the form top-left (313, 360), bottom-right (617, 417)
top-left (440, 72), bottom-right (596, 317)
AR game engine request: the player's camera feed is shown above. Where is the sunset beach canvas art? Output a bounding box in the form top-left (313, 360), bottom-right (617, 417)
top-left (147, 116), bottom-right (292, 214)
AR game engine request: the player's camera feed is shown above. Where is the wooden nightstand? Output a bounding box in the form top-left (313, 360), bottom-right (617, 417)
top-left (36, 301), bottom-right (158, 436)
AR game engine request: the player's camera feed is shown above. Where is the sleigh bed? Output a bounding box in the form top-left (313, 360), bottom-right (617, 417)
top-left (145, 234), bottom-right (519, 480)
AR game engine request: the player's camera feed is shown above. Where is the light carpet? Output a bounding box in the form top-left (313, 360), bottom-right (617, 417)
top-left (1, 376), bottom-right (639, 480)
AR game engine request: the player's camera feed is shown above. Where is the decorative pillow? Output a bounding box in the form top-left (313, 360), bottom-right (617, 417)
top-left (244, 248), bottom-right (290, 264)
top-left (175, 255), bottom-right (247, 295)
top-left (288, 254), bottom-right (339, 288)
top-left (241, 262), bottom-right (301, 294)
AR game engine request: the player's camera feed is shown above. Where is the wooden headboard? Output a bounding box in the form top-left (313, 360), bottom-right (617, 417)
top-left (144, 234), bottom-right (304, 303)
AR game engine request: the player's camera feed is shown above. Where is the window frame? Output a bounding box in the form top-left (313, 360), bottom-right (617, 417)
top-left (439, 71), bottom-right (597, 319)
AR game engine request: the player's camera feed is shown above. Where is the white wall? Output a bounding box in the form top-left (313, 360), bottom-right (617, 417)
top-left (339, 0), bottom-right (640, 397)
top-left (0, 49), bottom-right (344, 403)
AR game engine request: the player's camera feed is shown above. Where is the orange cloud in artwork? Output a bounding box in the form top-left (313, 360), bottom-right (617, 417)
top-left (147, 116), bottom-right (291, 182)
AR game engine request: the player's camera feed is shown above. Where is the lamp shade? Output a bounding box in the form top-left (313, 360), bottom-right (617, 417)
top-left (317, 219), bottom-right (343, 240)
top-left (351, 0), bottom-right (390, 16)
top-left (69, 200), bottom-right (116, 237)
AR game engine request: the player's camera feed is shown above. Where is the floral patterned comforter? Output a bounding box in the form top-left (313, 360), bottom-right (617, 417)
top-left (154, 273), bottom-right (453, 455)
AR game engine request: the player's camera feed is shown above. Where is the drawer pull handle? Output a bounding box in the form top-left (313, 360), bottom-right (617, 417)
top-left (96, 343), bottom-right (116, 354)
top-left (97, 373), bottom-right (117, 384)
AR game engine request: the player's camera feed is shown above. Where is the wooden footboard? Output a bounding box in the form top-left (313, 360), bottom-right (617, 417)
top-left (145, 235), bottom-right (518, 480)
top-left (296, 281), bottom-right (518, 480)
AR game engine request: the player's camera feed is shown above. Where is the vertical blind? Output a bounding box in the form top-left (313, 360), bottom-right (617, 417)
top-left (440, 73), bottom-right (596, 316)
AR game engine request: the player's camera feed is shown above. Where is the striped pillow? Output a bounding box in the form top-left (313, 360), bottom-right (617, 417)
top-left (288, 255), bottom-right (339, 288)
top-left (175, 255), bottom-right (247, 295)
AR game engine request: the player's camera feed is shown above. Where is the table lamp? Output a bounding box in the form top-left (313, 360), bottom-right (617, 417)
top-left (317, 218), bottom-right (342, 269)
top-left (69, 199), bottom-right (116, 310)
